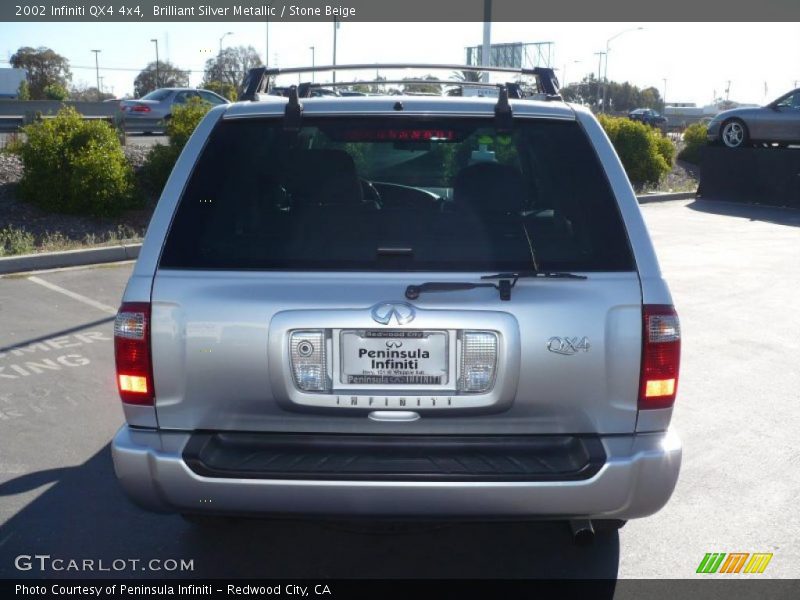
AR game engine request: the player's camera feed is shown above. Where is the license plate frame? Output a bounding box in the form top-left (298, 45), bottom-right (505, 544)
top-left (339, 330), bottom-right (449, 387)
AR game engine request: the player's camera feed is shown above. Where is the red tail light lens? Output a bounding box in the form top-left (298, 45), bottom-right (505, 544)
top-left (131, 104), bottom-right (151, 112)
top-left (114, 302), bottom-right (154, 405)
top-left (639, 304), bottom-right (681, 410)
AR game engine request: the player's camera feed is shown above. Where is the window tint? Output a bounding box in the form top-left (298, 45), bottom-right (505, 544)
top-left (159, 117), bottom-right (634, 272)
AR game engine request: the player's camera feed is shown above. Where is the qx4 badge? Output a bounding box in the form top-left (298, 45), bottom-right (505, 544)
top-left (547, 336), bottom-right (590, 355)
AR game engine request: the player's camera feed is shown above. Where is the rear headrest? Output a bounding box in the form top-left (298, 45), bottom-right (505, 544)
top-left (284, 149), bottom-right (363, 207)
top-left (453, 162), bottom-right (527, 213)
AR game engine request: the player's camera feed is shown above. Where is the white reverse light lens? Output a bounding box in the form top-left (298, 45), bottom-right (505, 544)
top-left (459, 331), bottom-right (498, 393)
top-left (648, 314), bottom-right (681, 343)
top-left (114, 311), bottom-right (145, 340)
top-left (290, 330), bottom-right (327, 392)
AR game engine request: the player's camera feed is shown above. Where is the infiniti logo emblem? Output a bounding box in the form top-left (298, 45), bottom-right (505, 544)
top-left (371, 302), bottom-right (416, 325)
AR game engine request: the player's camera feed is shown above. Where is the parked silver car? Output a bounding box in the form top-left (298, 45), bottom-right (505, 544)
top-left (119, 87), bottom-right (230, 133)
top-left (707, 88), bottom-right (800, 148)
top-left (112, 66), bottom-right (682, 540)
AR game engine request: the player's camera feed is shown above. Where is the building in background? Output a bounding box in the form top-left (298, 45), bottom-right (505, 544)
top-left (0, 68), bottom-right (28, 99)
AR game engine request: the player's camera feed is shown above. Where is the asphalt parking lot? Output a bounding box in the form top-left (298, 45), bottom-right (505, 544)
top-left (0, 199), bottom-right (798, 580)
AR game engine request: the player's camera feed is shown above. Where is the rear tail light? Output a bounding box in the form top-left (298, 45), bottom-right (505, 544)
top-left (114, 302), bottom-right (154, 405)
top-left (639, 305), bottom-right (681, 410)
top-left (290, 330), bottom-right (328, 392)
top-left (131, 104), bottom-right (151, 112)
top-left (458, 331), bottom-right (498, 393)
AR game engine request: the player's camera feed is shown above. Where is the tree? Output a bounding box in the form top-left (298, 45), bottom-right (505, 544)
top-left (43, 83), bottom-right (69, 100)
top-left (10, 46), bottom-right (72, 100)
top-left (452, 70), bottom-right (484, 83)
top-left (560, 75), bottom-right (663, 113)
top-left (69, 84), bottom-right (115, 101)
top-left (200, 80), bottom-right (237, 101)
top-left (203, 45), bottom-right (263, 89)
top-left (134, 61), bottom-right (190, 97)
top-left (17, 80), bottom-right (31, 100)
top-left (402, 75), bottom-right (442, 95)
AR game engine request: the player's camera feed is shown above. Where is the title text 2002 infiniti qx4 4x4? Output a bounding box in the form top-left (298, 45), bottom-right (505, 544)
top-left (111, 65), bottom-right (682, 541)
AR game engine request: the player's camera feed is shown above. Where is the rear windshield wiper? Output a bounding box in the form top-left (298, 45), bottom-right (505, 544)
top-left (405, 271), bottom-right (586, 302)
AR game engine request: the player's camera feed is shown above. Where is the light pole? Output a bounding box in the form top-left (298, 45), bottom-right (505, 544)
top-left (150, 39), bottom-right (159, 89)
top-left (91, 49), bottom-right (101, 94)
top-left (219, 31), bottom-right (233, 54)
top-left (309, 46), bottom-right (315, 82)
top-left (594, 51), bottom-right (606, 110)
top-left (602, 26), bottom-right (643, 113)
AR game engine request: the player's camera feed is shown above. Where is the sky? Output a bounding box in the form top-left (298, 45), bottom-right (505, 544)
top-left (1, 21), bottom-right (799, 105)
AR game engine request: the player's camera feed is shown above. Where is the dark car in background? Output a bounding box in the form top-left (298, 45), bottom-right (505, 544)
top-left (628, 108), bottom-right (668, 127)
top-left (119, 88), bottom-right (230, 133)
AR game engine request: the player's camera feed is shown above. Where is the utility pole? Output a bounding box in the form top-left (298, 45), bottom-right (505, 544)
top-left (481, 0), bottom-right (491, 83)
top-left (99, 76), bottom-right (104, 95)
top-left (91, 49), bottom-right (101, 93)
top-left (150, 39), bottom-right (159, 88)
top-left (309, 46), bottom-right (315, 82)
top-left (725, 80), bottom-right (731, 102)
top-left (663, 78), bottom-right (667, 111)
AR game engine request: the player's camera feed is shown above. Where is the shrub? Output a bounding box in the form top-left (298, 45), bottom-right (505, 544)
top-left (43, 83), bottom-right (69, 100)
top-left (12, 106), bottom-right (138, 217)
top-left (202, 80), bottom-right (238, 101)
top-left (17, 80), bottom-right (31, 100)
top-left (141, 97), bottom-right (213, 194)
top-left (678, 122), bottom-right (708, 165)
top-left (0, 226), bottom-right (35, 256)
top-left (598, 114), bottom-right (674, 188)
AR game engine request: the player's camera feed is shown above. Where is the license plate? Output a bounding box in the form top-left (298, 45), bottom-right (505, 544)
top-left (341, 330), bottom-right (447, 385)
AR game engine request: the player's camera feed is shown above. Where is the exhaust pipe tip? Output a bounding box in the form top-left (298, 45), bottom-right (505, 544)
top-left (569, 519), bottom-right (595, 546)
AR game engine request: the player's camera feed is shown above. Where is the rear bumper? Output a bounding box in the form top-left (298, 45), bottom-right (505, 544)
top-left (111, 426), bottom-right (681, 520)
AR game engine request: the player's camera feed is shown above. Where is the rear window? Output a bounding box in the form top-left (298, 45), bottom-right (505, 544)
top-left (140, 89), bottom-right (172, 101)
top-left (159, 117), bottom-right (634, 272)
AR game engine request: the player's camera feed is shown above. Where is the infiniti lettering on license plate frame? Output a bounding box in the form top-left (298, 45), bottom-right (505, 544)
top-left (341, 330), bottom-right (448, 385)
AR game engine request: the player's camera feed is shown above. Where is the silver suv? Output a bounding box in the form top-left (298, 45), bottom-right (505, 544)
top-left (112, 65), bottom-right (682, 539)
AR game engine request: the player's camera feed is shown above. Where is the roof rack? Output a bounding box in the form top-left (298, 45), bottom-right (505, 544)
top-left (236, 63), bottom-right (562, 133)
top-left (239, 63), bottom-right (560, 101)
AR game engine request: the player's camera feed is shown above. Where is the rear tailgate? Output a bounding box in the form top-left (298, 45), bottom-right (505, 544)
top-left (150, 271), bottom-right (641, 434)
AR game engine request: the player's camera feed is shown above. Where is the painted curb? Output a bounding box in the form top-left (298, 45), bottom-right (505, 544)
top-left (637, 191), bottom-right (697, 204)
top-left (0, 243), bottom-right (141, 275)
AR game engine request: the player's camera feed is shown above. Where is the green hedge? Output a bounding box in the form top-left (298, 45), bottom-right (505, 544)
top-left (141, 97), bottom-right (213, 194)
top-left (12, 107), bottom-right (138, 217)
top-left (678, 122), bottom-right (707, 165)
top-left (598, 114), bottom-right (674, 188)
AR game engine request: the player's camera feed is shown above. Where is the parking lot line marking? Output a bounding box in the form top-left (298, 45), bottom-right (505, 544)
top-left (27, 276), bottom-right (117, 315)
